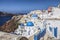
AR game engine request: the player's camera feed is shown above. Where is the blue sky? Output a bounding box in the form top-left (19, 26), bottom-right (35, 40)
top-left (0, 0), bottom-right (60, 13)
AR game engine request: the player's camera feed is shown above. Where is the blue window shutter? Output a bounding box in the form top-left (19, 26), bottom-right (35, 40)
top-left (54, 27), bottom-right (57, 38)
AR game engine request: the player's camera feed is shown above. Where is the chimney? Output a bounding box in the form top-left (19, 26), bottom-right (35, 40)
top-left (48, 7), bottom-right (52, 13)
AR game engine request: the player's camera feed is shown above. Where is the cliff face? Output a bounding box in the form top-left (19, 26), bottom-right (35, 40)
top-left (0, 17), bottom-right (17, 33)
top-left (0, 11), bottom-right (24, 33)
top-left (0, 15), bottom-right (23, 33)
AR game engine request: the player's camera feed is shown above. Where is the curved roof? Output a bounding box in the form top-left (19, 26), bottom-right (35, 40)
top-left (26, 21), bottom-right (34, 26)
top-left (31, 14), bottom-right (38, 18)
top-left (20, 23), bottom-right (24, 26)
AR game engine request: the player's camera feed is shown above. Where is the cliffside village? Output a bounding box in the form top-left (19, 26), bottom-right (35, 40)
top-left (0, 4), bottom-right (60, 40)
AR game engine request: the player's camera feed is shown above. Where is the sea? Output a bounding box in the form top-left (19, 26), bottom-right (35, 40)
top-left (0, 16), bottom-right (12, 26)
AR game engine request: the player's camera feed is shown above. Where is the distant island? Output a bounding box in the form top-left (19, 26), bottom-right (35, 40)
top-left (0, 11), bottom-right (27, 16)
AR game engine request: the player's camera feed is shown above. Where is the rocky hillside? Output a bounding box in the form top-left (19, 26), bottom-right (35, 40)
top-left (0, 15), bottom-right (23, 33)
top-left (0, 11), bottom-right (24, 33)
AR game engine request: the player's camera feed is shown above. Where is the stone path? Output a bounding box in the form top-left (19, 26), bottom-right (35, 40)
top-left (0, 31), bottom-right (21, 40)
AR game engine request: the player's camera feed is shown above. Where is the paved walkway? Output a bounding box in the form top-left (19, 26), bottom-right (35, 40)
top-left (0, 31), bottom-right (21, 40)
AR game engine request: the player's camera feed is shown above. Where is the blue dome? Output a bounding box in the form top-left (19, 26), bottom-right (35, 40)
top-left (20, 23), bottom-right (24, 26)
top-left (26, 21), bottom-right (34, 26)
top-left (31, 14), bottom-right (38, 17)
